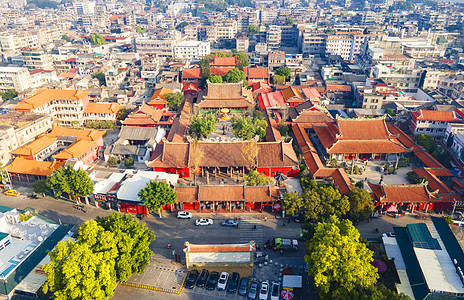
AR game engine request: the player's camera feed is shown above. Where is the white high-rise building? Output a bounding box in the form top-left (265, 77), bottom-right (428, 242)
top-left (74, 1), bottom-right (96, 15)
top-left (0, 67), bottom-right (31, 92)
top-left (174, 41), bottom-right (211, 59)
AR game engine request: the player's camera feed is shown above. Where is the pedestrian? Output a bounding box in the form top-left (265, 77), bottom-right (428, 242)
top-left (264, 217), bottom-right (267, 221)
top-left (283, 222), bottom-right (286, 227)
top-left (288, 218), bottom-right (291, 223)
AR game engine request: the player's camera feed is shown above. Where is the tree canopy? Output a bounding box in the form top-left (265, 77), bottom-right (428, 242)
top-left (306, 216), bottom-right (379, 299)
top-left (135, 26), bottom-right (146, 34)
top-left (93, 72), bottom-right (106, 86)
top-left (347, 187), bottom-right (374, 221)
top-left (247, 25), bottom-right (259, 34)
top-left (223, 68), bottom-right (247, 87)
top-left (275, 66), bottom-right (291, 79)
top-left (90, 33), bottom-right (106, 45)
top-left (231, 111), bottom-right (267, 141)
top-left (43, 213), bottom-right (154, 300)
top-left (47, 165), bottom-right (94, 202)
top-left (416, 133), bottom-right (451, 167)
top-left (272, 74), bottom-right (285, 85)
top-left (234, 51), bottom-right (250, 69)
top-left (244, 170), bottom-right (272, 186)
top-left (189, 114), bottom-right (217, 139)
top-left (0, 89), bottom-right (18, 101)
top-left (207, 74), bottom-right (223, 83)
top-left (117, 107), bottom-right (130, 121)
top-left (138, 181), bottom-right (177, 215)
top-left (165, 92), bottom-right (184, 110)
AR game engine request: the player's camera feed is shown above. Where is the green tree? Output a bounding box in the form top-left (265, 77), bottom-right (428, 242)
top-left (95, 213), bottom-right (155, 282)
top-left (234, 51), bottom-right (249, 69)
top-left (138, 181), bottom-right (177, 215)
top-left (244, 170), bottom-right (272, 186)
top-left (272, 74), bottom-right (285, 85)
top-left (406, 171), bottom-right (426, 184)
top-left (117, 107), bottom-right (130, 120)
top-left (275, 66), bottom-right (291, 79)
top-left (47, 165), bottom-right (94, 202)
top-left (124, 157), bottom-right (134, 168)
top-left (216, 51), bottom-right (230, 57)
top-left (176, 21), bottom-right (189, 30)
top-left (385, 108), bottom-right (395, 116)
top-left (416, 133), bottom-right (436, 152)
top-left (231, 111), bottom-right (267, 141)
top-left (347, 187), bottom-right (374, 221)
top-left (286, 17), bottom-right (294, 25)
top-left (0, 89), bottom-right (18, 101)
top-left (278, 122), bottom-right (288, 136)
top-left (247, 24), bottom-right (259, 34)
top-left (93, 71), bottom-right (106, 86)
top-left (350, 284), bottom-right (410, 300)
top-left (62, 34), bottom-right (71, 41)
top-left (281, 192), bottom-right (304, 216)
top-left (165, 92), bottom-right (184, 110)
top-left (43, 221), bottom-right (118, 300)
top-left (90, 33), bottom-right (106, 45)
top-left (33, 178), bottom-right (49, 196)
top-left (306, 216), bottom-right (379, 299)
top-left (207, 75), bottom-right (223, 83)
top-left (107, 156), bottom-right (118, 168)
top-left (445, 215), bottom-right (454, 225)
top-left (199, 54), bottom-right (214, 79)
top-left (189, 114), bottom-right (217, 139)
top-left (135, 26), bottom-right (146, 34)
top-left (223, 68), bottom-right (248, 87)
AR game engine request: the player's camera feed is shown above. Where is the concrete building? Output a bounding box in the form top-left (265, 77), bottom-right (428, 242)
top-left (0, 67), bottom-right (31, 92)
top-left (444, 123), bottom-right (464, 165)
top-left (135, 32), bottom-right (182, 57)
top-left (21, 49), bottom-right (53, 70)
top-left (215, 20), bottom-right (238, 40)
top-left (268, 50), bottom-right (285, 70)
top-left (373, 65), bottom-right (424, 89)
top-left (410, 110), bottom-right (461, 141)
top-left (74, 0), bottom-right (96, 15)
top-left (301, 31), bottom-right (326, 57)
top-left (266, 26), bottom-right (281, 50)
top-left (0, 32), bottom-right (39, 56)
top-left (105, 69), bottom-right (126, 89)
top-left (174, 41), bottom-right (210, 59)
top-left (236, 37), bottom-right (250, 53)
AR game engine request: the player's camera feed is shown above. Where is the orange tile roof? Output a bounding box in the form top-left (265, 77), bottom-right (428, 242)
top-left (12, 135), bottom-right (57, 156)
top-left (369, 183), bottom-right (437, 203)
top-left (182, 83), bottom-right (199, 92)
top-left (53, 139), bottom-right (96, 160)
top-left (301, 87), bottom-right (322, 100)
top-left (210, 56), bottom-right (236, 67)
top-left (149, 87), bottom-right (173, 102)
top-left (336, 118), bottom-right (392, 140)
top-left (84, 102), bottom-right (121, 114)
top-left (14, 89), bottom-right (89, 111)
top-left (413, 110), bottom-right (459, 122)
top-left (211, 67), bottom-right (234, 77)
top-left (182, 68), bottom-right (201, 79)
top-left (49, 126), bottom-right (105, 142)
top-left (412, 168), bottom-right (453, 194)
top-left (246, 67), bottom-right (269, 79)
top-left (122, 104), bottom-right (163, 126)
top-left (3, 157), bottom-right (64, 176)
top-left (326, 85), bottom-right (351, 92)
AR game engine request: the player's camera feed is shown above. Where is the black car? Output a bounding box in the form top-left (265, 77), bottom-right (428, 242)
top-left (184, 270), bottom-right (199, 289)
top-left (205, 271), bottom-right (220, 290)
top-left (238, 277), bottom-right (249, 296)
top-left (196, 269), bottom-right (209, 287)
top-left (227, 272), bottom-right (240, 293)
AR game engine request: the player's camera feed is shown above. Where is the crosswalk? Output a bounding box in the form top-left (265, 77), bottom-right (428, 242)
top-left (239, 219), bottom-right (264, 246)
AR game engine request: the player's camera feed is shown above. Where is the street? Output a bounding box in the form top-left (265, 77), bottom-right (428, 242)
top-left (0, 192), bottom-right (438, 300)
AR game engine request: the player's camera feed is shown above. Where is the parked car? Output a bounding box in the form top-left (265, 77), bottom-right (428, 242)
top-left (184, 270), bottom-right (199, 289)
top-left (238, 277), bottom-right (249, 296)
top-left (222, 219), bottom-right (238, 227)
top-left (227, 272), bottom-right (240, 293)
top-left (196, 269), bottom-right (209, 288)
top-left (270, 282), bottom-right (280, 300)
top-left (217, 272), bottom-right (229, 290)
top-left (205, 271), bottom-right (220, 290)
top-left (4, 189), bottom-right (20, 197)
top-left (248, 280), bottom-right (259, 299)
top-left (177, 211), bottom-right (192, 219)
top-left (259, 280), bottom-right (270, 300)
top-left (195, 218), bottom-right (213, 226)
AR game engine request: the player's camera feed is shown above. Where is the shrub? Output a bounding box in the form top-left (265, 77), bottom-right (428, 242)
top-left (124, 157), bottom-right (135, 168)
top-left (107, 156), bottom-right (118, 168)
top-left (445, 215), bottom-right (454, 225)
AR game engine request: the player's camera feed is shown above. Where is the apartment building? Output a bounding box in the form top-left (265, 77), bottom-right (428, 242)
top-left (236, 37), bottom-right (249, 53)
top-left (0, 32), bottom-right (39, 55)
top-left (141, 53), bottom-right (160, 89)
top-left (410, 110), bottom-right (460, 141)
top-left (74, 0), bottom-right (96, 15)
top-left (135, 31), bottom-right (182, 57)
top-left (266, 26), bottom-right (282, 50)
top-left (198, 26), bottom-right (217, 43)
top-left (0, 67), bottom-right (31, 92)
top-left (174, 41), bottom-right (210, 59)
top-left (21, 48), bottom-right (54, 70)
top-left (0, 112), bottom-right (53, 165)
top-left (301, 31), bottom-right (326, 57)
top-left (105, 69), bottom-right (126, 88)
top-left (444, 123), bottom-right (464, 165)
top-left (215, 20), bottom-right (238, 40)
top-left (14, 89), bottom-right (90, 127)
top-left (326, 32), bottom-right (384, 61)
top-left (268, 50), bottom-right (285, 69)
top-left (402, 42), bottom-right (445, 58)
top-left (373, 65), bottom-right (423, 89)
